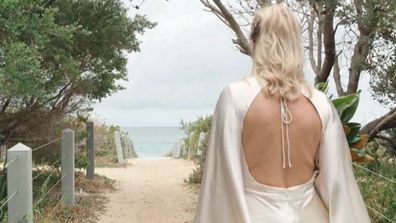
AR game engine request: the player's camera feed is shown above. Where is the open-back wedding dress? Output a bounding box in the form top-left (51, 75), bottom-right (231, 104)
top-left (193, 75), bottom-right (371, 223)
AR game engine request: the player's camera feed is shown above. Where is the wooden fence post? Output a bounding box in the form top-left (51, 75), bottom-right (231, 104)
top-left (86, 122), bottom-right (95, 180)
top-left (129, 137), bottom-right (136, 158)
top-left (121, 134), bottom-right (128, 159)
top-left (114, 131), bottom-right (124, 163)
top-left (187, 132), bottom-right (194, 160)
top-left (61, 129), bottom-right (75, 206)
top-left (7, 143), bottom-right (33, 223)
top-left (197, 132), bottom-right (206, 156)
top-left (125, 136), bottom-right (132, 159)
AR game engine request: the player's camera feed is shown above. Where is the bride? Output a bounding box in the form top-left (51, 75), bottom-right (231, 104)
top-left (193, 2), bottom-right (371, 223)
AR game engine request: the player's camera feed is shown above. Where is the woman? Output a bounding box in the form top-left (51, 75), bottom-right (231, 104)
top-left (193, 3), bottom-right (371, 223)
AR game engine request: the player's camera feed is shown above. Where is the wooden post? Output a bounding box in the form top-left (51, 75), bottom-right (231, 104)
top-left (7, 143), bottom-right (33, 223)
top-left (197, 132), bottom-right (206, 156)
top-left (62, 129), bottom-right (75, 206)
top-left (114, 131), bottom-right (124, 163)
top-left (187, 133), bottom-right (194, 160)
top-left (86, 122), bottom-right (95, 180)
top-left (129, 138), bottom-right (136, 158)
top-left (126, 136), bottom-right (133, 158)
top-left (121, 134), bottom-right (128, 159)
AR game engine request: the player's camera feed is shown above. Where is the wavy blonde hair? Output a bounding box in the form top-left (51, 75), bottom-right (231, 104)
top-left (250, 3), bottom-right (311, 100)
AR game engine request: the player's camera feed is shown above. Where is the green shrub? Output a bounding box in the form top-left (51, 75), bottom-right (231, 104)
top-left (354, 139), bottom-right (396, 222)
top-left (180, 115), bottom-right (212, 184)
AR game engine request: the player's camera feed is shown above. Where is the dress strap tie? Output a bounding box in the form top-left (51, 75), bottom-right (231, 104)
top-left (280, 97), bottom-right (292, 168)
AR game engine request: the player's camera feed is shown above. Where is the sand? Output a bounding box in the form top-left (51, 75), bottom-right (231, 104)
top-left (96, 157), bottom-right (199, 223)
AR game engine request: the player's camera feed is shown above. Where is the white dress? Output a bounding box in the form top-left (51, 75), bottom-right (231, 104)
top-left (193, 75), bottom-right (371, 223)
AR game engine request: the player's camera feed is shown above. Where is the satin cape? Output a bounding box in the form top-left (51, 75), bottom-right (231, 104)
top-left (193, 75), bottom-right (371, 223)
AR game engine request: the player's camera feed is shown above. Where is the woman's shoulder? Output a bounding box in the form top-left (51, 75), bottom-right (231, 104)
top-left (224, 75), bottom-right (260, 95)
top-left (215, 76), bottom-right (258, 112)
top-left (303, 85), bottom-right (335, 128)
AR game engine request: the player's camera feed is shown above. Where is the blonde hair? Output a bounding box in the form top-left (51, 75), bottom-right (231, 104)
top-left (250, 3), bottom-right (311, 100)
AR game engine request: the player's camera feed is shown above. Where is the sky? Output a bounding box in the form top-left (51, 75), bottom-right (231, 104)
top-left (92, 0), bottom-right (388, 127)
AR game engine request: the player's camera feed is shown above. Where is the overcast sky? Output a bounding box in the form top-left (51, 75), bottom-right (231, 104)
top-left (92, 0), bottom-right (388, 127)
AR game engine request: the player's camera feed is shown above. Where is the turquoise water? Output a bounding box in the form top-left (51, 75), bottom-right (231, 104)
top-left (122, 126), bottom-right (185, 158)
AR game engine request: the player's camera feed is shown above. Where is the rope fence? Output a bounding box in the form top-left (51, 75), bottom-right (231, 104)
top-left (32, 155), bottom-right (66, 181)
top-left (0, 190), bottom-right (17, 211)
top-left (0, 123), bottom-right (136, 223)
top-left (34, 174), bottom-right (66, 208)
top-left (75, 156), bottom-right (85, 167)
top-left (353, 163), bottom-right (396, 185)
top-left (352, 162), bottom-right (396, 222)
top-left (0, 127), bottom-right (79, 222)
top-left (366, 204), bottom-right (395, 223)
top-left (48, 191), bottom-right (68, 216)
top-left (31, 136), bottom-right (64, 152)
top-left (4, 155), bottom-right (18, 168)
top-left (30, 134), bottom-right (70, 221)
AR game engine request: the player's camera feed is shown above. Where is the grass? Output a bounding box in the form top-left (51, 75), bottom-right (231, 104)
top-left (32, 170), bottom-right (115, 223)
top-left (354, 161), bottom-right (396, 222)
top-left (95, 147), bottom-right (128, 168)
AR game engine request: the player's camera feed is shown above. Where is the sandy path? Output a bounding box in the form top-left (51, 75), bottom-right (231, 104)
top-left (96, 157), bottom-right (199, 223)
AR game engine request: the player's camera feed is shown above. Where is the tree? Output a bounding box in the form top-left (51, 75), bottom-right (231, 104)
top-left (0, 0), bottom-right (156, 144)
top-left (200, 0), bottom-right (396, 140)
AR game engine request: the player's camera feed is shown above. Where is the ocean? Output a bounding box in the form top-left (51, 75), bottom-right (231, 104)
top-left (122, 126), bottom-right (185, 158)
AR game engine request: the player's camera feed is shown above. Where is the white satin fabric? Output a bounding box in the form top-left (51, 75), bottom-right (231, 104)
top-left (193, 75), bottom-right (371, 223)
top-left (243, 153), bottom-right (329, 222)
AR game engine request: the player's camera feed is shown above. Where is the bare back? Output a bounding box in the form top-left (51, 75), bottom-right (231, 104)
top-left (242, 89), bottom-right (322, 188)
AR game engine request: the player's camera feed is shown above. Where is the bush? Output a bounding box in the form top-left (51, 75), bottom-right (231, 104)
top-left (354, 138), bottom-right (396, 221)
top-left (180, 115), bottom-right (212, 184)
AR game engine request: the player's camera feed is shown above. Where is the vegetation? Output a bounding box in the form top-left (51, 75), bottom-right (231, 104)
top-left (0, 0), bottom-right (155, 147)
top-left (0, 0), bottom-right (150, 221)
top-left (31, 171), bottom-right (115, 223)
top-left (317, 82), bottom-right (373, 162)
top-left (180, 116), bottom-right (212, 184)
top-left (94, 122), bottom-right (136, 167)
top-left (354, 138), bottom-right (396, 222)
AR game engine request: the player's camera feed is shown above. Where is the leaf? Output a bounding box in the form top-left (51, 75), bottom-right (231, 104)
top-left (343, 124), bottom-right (350, 134)
top-left (348, 135), bottom-right (361, 144)
top-left (315, 81), bottom-right (329, 93)
top-left (350, 134), bottom-right (369, 149)
top-left (346, 122), bottom-right (361, 143)
top-left (351, 149), bottom-right (362, 161)
top-left (331, 93), bottom-right (360, 122)
top-left (351, 148), bottom-right (367, 159)
top-left (354, 154), bottom-right (375, 164)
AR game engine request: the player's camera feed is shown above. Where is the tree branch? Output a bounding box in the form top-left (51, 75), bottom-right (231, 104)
top-left (315, 3), bottom-right (336, 83)
top-left (308, 8), bottom-right (318, 74)
top-left (346, 0), bottom-right (373, 94)
top-left (333, 52), bottom-right (345, 96)
top-left (202, 0), bottom-right (252, 55)
top-left (316, 4), bottom-right (323, 74)
top-left (361, 107), bottom-right (396, 139)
